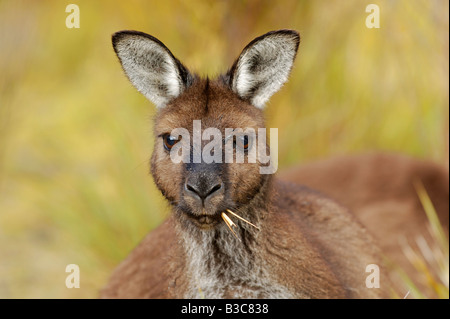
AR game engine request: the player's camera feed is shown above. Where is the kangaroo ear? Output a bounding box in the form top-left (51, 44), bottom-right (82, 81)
top-left (112, 31), bottom-right (193, 108)
top-left (228, 30), bottom-right (300, 109)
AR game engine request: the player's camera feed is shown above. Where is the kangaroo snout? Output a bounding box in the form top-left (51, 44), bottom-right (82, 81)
top-left (181, 162), bottom-right (226, 225)
top-left (184, 173), bottom-right (224, 205)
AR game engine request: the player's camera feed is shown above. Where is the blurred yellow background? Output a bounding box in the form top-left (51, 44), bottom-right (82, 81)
top-left (0, 0), bottom-right (448, 298)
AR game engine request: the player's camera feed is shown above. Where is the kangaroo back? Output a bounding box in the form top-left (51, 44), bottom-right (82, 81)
top-left (280, 152), bottom-right (449, 297)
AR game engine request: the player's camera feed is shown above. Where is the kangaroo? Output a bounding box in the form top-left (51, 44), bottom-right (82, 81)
top-left (101, 30), bottom-right (390, 299)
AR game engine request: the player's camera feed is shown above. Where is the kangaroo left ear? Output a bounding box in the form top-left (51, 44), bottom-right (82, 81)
top-left (228, 30), bottom-right (300, 109)
top-left (112, 30), bottom-right (193, 109)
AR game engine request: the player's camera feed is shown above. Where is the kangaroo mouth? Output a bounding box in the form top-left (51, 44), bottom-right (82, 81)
top-left (184, 210), bottom-right (223, 229)
top-left (182, 206), bottom-right (261, 237)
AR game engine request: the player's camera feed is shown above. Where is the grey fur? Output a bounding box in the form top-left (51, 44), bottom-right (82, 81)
top-left (231, 30), bottom-right (300, 108)
top-left (178, 220), bottom-right (295, 299)
top-left (112, 31), bottom-right (190, 108)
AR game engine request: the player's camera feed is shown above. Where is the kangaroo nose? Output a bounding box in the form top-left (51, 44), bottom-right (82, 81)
top-left (184, 178), bottom-right (224, 202)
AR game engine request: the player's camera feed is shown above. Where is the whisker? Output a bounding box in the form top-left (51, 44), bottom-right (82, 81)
top-left (226, 209), bottom-right (261, 231)
top-left (221, 212), bottom-right (240, 241)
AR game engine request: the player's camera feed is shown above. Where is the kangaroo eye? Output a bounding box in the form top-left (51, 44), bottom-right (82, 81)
top-left (162, 133), bottom-right (180, 151)
top-left (235, 135), bottom-right (253, 152)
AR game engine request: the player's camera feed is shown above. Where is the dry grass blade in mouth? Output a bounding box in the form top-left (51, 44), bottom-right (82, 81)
top-left (226, 209), bottom-right (261, 231)
top-left (221, 212), bottom-right (240, 241)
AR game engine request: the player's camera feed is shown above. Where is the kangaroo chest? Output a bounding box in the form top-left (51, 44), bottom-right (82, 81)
top-left (179, 229), bottom-right (294, 299)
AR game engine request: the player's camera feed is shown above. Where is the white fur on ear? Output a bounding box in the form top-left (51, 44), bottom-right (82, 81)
top-left (231, 30), bottom-right (300, 109)
top-left (112, 31), bottom-right (192, 108)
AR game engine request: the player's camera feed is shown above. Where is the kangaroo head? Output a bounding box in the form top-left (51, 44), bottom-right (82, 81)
top-left (112, 30), bottom-right (299, 233)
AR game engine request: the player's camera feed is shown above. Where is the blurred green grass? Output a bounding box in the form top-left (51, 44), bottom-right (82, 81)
top-left (0, 0), bottom-right (448, 298)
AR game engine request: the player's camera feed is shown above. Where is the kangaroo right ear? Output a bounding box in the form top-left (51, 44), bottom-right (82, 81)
top-left (112, 31), bottom-right (193, 108)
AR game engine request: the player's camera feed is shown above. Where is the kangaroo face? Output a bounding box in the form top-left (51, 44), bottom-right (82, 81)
top-left (151, 79), bottom-right (267, 229)
top-left (112, 30), bottom-right (299, 230)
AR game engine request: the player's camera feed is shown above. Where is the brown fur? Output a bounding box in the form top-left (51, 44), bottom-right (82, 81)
top-left (101, 78), bottom-right (390, 299)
